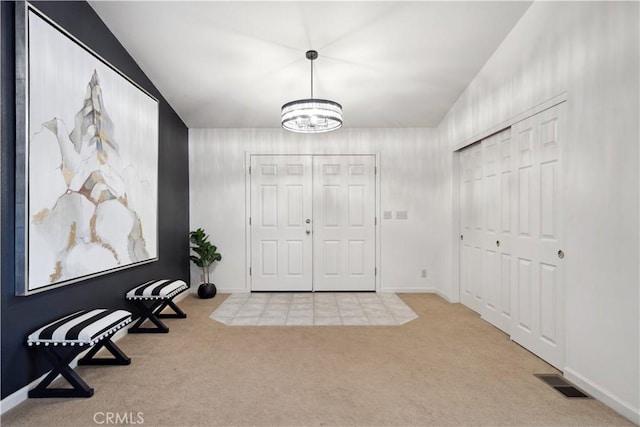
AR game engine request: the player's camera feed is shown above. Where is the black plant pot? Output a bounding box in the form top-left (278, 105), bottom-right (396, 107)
top-left (197, 283), bottom-right (217, 299)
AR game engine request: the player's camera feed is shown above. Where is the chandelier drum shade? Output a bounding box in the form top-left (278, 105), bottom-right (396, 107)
top-left (281, 50), bottom-right (343, 133)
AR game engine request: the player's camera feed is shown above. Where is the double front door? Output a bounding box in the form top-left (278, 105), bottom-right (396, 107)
top-left (250, 155), bottom-right (376, 292)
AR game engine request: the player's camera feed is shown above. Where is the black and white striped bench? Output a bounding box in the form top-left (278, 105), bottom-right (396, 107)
top-left (27, 309), bottom-right (132, 398)
top-left (126, 279), bottom-right (188, 333)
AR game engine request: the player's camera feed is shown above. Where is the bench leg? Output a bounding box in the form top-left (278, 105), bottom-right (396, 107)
top-left (78, 339), bottom-right (131, 366)
top-left (128, 300), bottom-right (170, 333)
top-left (29, 347), bottom-right (94, 398)
top-left (156, 299), bottom-right (187, 319)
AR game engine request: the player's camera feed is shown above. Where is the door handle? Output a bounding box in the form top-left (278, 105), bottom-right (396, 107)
top-left (496, 240), bottom-right (500, 247)
top-left (306, 219), bottom-right (311, 224)
top-left (306, 230), bottom-right (311, 235)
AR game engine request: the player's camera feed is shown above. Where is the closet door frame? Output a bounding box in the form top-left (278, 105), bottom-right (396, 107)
top-left (452, 94), bottom-right (567, 368)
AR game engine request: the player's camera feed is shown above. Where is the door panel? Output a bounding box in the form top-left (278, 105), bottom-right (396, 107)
top-left (481, 129), bottom-right (513, 333)
top-left (510, 103), bottom-right (564, 369)
top-left (251, 156), bottom-right (312, 291)
top-left (460, 143), bottom-right (483, 313)
top-left (460, 129), bottom-right (513, 325)
top-left (313, 156), bottom-right (375, 291)
top-left (251, 155), bottom-right (375, 292)
top-left (516, 257), bottom-right (533, 333)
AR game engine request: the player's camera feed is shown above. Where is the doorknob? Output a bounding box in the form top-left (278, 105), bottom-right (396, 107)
top-left (306, 219), bottom-right (311, 224)
top-left (496, 240), bottom-right (500, 247)
top-left (558, 250), bottom-right (564, 259)
top-left (460, 235), bottom-right (464, 240)
top-left (306, 230), bottom-right (311, 235)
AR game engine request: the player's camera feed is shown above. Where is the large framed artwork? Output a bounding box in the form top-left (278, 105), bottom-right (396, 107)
top-left (15, 3), bottom-right (159, 295)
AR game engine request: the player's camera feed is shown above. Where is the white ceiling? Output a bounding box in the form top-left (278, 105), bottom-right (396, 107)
top-left (88, 1), bottom-right (531, 129)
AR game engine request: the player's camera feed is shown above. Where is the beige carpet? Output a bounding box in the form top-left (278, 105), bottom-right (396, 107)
top-left (1, 294), bottom-right (633, 426)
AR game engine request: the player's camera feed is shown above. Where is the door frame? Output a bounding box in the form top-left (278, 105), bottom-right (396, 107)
top-left (244, 152), bottom-right (381, 293)
top-left (452, 94), bottom-right (568, 371)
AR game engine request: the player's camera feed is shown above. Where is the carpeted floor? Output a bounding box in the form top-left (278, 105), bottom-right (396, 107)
top-left (1, 293), bottom-right (633, 426)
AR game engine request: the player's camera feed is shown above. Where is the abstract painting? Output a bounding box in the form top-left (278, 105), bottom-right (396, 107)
top-left (15, 6), bottom-right (159, 295)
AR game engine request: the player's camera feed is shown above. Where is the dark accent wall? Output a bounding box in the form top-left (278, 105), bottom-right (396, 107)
top-left (1, 1), bottom-right (190, 399)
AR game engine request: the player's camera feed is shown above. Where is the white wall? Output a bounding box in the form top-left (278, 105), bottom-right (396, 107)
top-left (435, 1), bottom-right (639, 422)
top-left (189, 128), bottom-right (443, 294)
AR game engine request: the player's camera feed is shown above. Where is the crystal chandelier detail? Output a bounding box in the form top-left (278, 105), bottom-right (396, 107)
top-left (281, 50), bottom-right (343, 133)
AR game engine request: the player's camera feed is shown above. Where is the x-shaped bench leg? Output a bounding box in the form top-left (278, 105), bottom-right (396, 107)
top-left (78, 339), bottom-right (131, 366)
top-left (29, 347), bottom-right (94, 398)
top-left (128, 300), bottom-right (170, 333)
top-left (155, 299), bottom-right (187, 319)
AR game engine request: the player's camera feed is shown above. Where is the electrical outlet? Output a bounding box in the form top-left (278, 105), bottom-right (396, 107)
top-left (396, 210), bottom-right (408, 220)
top-left (421, 269), bottom-right (427, 278)
top-left (383, 211), bottom-right (392, 219)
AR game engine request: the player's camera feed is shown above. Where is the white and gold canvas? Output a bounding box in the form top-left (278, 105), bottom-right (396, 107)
top-left (18, 7), bottom-right (158, 294)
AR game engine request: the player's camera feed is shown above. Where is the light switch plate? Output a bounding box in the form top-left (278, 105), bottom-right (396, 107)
top-left (396, 211), bottom-right (408, 220)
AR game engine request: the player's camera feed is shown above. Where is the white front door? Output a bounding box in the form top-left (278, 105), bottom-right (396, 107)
top-left (250, 155), bottom-right (376, 292)
top-left (250, 155), bottom-right (313, 291)
top-left (510, 103), bottom-right (565, 369)
top-left (313, 156), bottom-right (376, 291)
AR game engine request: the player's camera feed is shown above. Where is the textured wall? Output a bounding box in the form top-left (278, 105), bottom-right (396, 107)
top-left (436, 1), bottom-right (639, 421)
top-left (188, 128), bottom-right (442, 293)
top-left (1, 1), bottom-right (190, 399)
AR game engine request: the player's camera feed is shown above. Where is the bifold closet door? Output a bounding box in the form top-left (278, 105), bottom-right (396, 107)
top-left (459, 103), bottom-right (565, 369)
top-left (459, 129), bottom-right (513, 329)
top-left (510, 104), bottom-right (565, 369)
top-left (313, 156), bottom-right (376, 291)
top-left (481, 129), bottom-right (514, 333)
top-left (250, 156), bottom-right (313, 291)
top-left (460, 143), bottom-right (484, 313)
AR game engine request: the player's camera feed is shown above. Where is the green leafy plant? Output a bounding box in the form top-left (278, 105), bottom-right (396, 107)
top-left (189, 228), bottom-right (222, 284)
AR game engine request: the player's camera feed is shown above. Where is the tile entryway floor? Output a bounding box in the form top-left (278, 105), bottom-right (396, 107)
top-left (210, 292), bottom-right (418, 326)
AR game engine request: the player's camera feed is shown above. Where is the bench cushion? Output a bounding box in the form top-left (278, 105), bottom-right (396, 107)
top-left (27, 309), bottom-right (132, 347)
top-left (126, 279), bottom-right (188, 301)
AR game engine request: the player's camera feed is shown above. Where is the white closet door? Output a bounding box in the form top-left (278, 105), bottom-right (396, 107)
top-left (511, 103), bottom-right (565, 369)
top-left (250, 155), bottom-right (312, 291)
top-left (481, 129), bottom-right (514, 333)
top-left (460, 143), bottom-right (484, 313)
top-left (313, 156), bottom-right (376, 291)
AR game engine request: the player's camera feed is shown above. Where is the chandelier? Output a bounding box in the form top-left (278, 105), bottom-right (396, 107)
top-left (281, 50), bottom-right (343, 133)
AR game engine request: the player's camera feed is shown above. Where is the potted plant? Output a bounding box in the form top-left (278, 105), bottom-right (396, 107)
top-left (189, 228), bottom-right (222, 299)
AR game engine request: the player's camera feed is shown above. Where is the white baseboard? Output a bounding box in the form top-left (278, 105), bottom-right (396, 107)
top-left (563, 367), bottom-right (640, 425)
top-left (434, 289), bottom-right (454, 303)
top-left (215, 288), bottom-right (250, 294)
top-left (1, 320), bottom-right (133, 415)
top-left (189, 286), bottom-right (250, 294)
top-left (211, 288), bottom-right (439, 294)
top-left (378, 287), bottom-right (437, 294)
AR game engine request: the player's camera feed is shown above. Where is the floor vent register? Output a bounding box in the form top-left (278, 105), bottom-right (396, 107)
top-left (535, 374), bottom-right (591, 399)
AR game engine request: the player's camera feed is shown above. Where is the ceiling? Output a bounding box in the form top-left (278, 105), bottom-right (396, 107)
top-left (88, 1), bottom-right (531, 129)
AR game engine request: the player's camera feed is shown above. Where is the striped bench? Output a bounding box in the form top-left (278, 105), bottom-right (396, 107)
top-left (27, 309), bottom-right (132, 398)
top-left (126, 279), bottom-right (188, 333)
